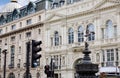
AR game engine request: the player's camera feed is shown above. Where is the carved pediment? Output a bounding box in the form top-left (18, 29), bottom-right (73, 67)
top-left (93, 0), bottom-right (120, 10)
top-left (45, 13), bottom-right (65, 22)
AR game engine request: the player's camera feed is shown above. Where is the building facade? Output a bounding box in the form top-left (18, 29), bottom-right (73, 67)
top-left (0, 0), bottom-right (120, 78)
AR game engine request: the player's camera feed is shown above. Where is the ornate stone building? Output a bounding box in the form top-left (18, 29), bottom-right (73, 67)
top-left (0, 0), bottom-right (120, 78)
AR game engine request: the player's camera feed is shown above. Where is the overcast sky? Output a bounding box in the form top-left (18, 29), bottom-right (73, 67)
top-left (0, 0), bottom-right (37, 12)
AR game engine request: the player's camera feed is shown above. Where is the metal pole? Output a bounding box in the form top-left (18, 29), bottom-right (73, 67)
top-left (3, 50), bottom-right (7, 78)
top-left (26, 41), bottom-right (30, 78)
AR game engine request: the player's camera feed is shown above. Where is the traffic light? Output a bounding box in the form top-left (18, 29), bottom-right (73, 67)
top-left (31, 40), bottom-right (42, 68)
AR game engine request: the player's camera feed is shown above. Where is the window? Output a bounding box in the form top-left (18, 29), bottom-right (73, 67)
top-left (10, 45), bottom-right (15, 68)
top-left (26, 32), bottom-right (31, 38)
top-left (11, 24), bottom-right (16, 30)
top-left (20, 22), bottom-right (22, 27)
top-left (96, 53), bottom-right (100, 62)
top-left (19, 47), bottom-right (21, 53)
top-left (26, 19), bottom-right (32, 25)
top-left (27, 2), bottom-right (36, 14)
top-left (11, 36), bottom-right (15, 41)
top-left (38, 29), bottom-right (41, 34)
top-left (0, 29), bottom-right (3, 34)
top-left (38, 16), bottom-right (41, 21)
top-left (106, 49), bottom-right (114, 66)
top-left (54, 31), bottom-right (59, 46)
top-left (87, 24), bottom-right (95, 41)
top-left (68, 28), bottom-right (74, 44)
top-left (19, 34), bottom-right (21, 39)
top-left (78, 26), bottom-right (84, 42)
top-left (105, 20), bottom-right (114, 38)
top-left (12, 9), bottom-right (19, 20)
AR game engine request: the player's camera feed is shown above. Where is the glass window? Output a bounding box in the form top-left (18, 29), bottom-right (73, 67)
top-left (11, 24), bottom-right (16, 30)
top-left (106, 49), bottom-right (114, 66)
top-left (11, 46), bottom-right (15, 68)
top-left (26, 19), bottom-right (32, 25)
top-left (78, 26), bottom-right (84, 42)
top-left (27, 2), bottom-right (36, 14)
top-left (106, 20), bottom-right (114, 38)
top-left (38, 16), bottom-right (41, 21)
top-left (20, 22), bottom-right (22, 27)
top-left (0, 29), bottom-right (3, 34)
top-left (54, 31), bottom-right (59, 46)
top-left (26, 32), bottom-right (31, 38)
top-left (38, 29), bottom-right (41, 34)
top-left (87, 24), bottom-right (95, 41)
top-left (68, 28), bottom-right (74, 44)
top-left (11, 36), bottom-right (15, 41)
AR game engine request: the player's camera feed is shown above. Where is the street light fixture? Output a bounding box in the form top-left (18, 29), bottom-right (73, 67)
top-left (2, 43), bottom-right (8, 78)
top-left (50, 58), bottom-right (55, 78)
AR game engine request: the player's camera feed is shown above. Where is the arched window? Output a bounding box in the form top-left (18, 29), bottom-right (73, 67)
top-left (68, 28), bottom-right (74, 44)
top-left (78, 26), bottom-right (84, 42)
top-left (106, 20), bottom-right (114, 38)
top-left (0, 15), bottom-right (6, 25)
top-left (27, 2), bottom-right (36, 14)
top-left (12, 9), bottom-right (20, 20)
top-left (87, 24), bottom-right (95, 41)
top-left (96, 53), bottom-right (100, 62)
top-left (8, 72), bottom-right (15, 78)
top-left (54, 31), bottom-right (59, 46)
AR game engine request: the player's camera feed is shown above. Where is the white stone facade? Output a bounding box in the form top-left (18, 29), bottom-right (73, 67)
top-left (0, 0), bottom-right (120, 78)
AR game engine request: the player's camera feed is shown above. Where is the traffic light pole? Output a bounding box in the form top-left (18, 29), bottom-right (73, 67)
top-left (26, 41), bottom-right (30, 78)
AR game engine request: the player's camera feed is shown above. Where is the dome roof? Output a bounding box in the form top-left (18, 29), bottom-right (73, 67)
top-left (1, 0), bottom-right (22, 12)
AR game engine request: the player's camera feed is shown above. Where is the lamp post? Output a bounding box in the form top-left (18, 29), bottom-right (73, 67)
top-left (50, 58), bottom-right (55, 78)
top-left (2, 43), bottom-right (8, 78)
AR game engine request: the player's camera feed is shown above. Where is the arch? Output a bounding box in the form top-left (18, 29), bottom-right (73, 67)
top-left (73, 58), bottom-right (83, 69)
top-left (27, 2), bottom-right (36, 14)
top-left (78, 26), bottom-right (84, 42)
top-left (8, 72), bottom-right (15, 78)
top-left (105, 20), bottom-right (114, 38)
top-left (68, 28), bottom-right (74, 44)
top-left (0, 15), bottom-right (6, 25)
top-left (87, 24), bottom-right (95, 41)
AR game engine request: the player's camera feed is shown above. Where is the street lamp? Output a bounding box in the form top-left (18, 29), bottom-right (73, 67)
top-left (2, 43), bottom-right (8, 78)
top-left (50, 58), bottom-right (55, 78)
top-left (44, 58), bottom-right (55, 78)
